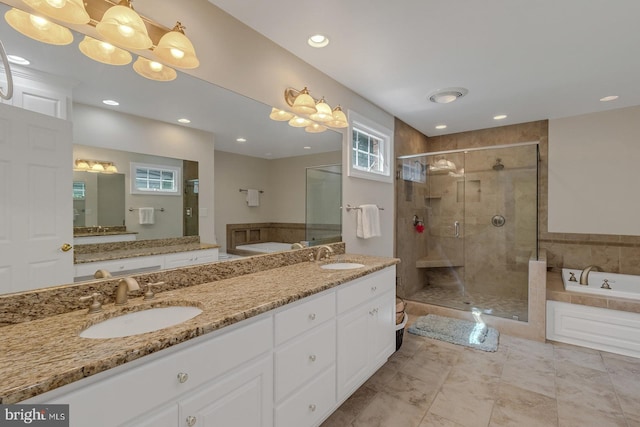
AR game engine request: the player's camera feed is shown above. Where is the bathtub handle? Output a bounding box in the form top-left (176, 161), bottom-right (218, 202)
top-left (454, 221), bottom-right (460, 238)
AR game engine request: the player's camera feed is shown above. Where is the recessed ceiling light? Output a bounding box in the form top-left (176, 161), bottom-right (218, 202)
top-left (178, 118), bottom-right (191, 124)
top-left (600, 95), bottom-right (619, 102)
top-left (236, 138), bottom-right (247, 143)
top-left (435, 125), bottom-right (447, 130)
top-left (429, 87), bottom-right (468, 104)
top-left (304, 146), bottom-right (311, 150)
top-left (308, 34), bottom-right (329, 48)
top-left (102, 99), bottom-right (119, 106)
top-left (493, 114), bottom-right (507, 120)
top-left (7, 55), bottom-right (30, 65)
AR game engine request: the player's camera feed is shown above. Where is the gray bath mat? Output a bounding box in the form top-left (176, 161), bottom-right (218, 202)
top-left (408, 314), bottom-right (499, 352)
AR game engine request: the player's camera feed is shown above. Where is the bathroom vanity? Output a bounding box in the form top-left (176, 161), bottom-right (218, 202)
top-left (1, 251), bottom-right (398, 427)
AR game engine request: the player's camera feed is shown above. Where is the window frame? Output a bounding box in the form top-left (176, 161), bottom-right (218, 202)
top-left (347, 110), bottom-right (393, 183)
top-left (130, 162), bottom-right (182, 196)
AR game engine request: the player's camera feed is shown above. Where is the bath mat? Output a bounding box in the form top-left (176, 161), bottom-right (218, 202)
top-left (408, 314), bottom-right (499, 352)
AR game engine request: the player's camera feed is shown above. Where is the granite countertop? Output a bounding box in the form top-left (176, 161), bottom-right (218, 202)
top-left (74, 242), bottom-right (220, 264)
top-left (0, 254), bottom-right (398, 404)
top-left (546, 270), bottom-right (640, 314)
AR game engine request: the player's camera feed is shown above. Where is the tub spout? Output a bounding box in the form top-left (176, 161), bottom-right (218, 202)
top-left (579, 265), bottom-right (603, 285)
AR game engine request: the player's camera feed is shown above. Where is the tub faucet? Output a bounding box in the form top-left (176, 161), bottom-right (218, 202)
top-left (115, 277), bottom-right (140, 305)
top-left (316, 245), bottom-right (334, 261)
top-left (291, 243), bottom-right (304, 249)
top-left (579, 265), bottom-right (603, 285)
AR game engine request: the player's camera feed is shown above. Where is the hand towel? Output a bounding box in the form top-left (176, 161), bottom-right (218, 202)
top-left (246, 189), bottom-right (260, 207)
top-left (356, 204), bottom-right (381, 239)
top-left (139, 207), bottom-right (155, 224)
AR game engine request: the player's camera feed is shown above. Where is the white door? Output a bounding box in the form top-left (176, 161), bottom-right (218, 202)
top-left (0, 103), bottom-right (73, 293)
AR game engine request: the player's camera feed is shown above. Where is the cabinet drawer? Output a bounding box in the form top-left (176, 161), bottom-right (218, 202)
top-left (164, 249), bottom-right (218, 269)
top-left (275, 366), bottom-right (336, 427)
top-left (74, 256), bottom-right (163, 279)
top-left (275, 320), bottom-right (335, 401)
top-left (275, 291), bottom-right (335, 345)
top-left (337, 267), bottom-right (395, 313)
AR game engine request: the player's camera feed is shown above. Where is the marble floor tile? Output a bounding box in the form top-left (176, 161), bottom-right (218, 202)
top-left (489, 383), bottom-right (558, 427)
top-left (500, 354), bottom-right (556, 398)
top-left (428, 388), bottom-right (495, 427)
top-left (553, 344), bottom-right (607, 372)
top-left (556, 399), bottom-right (627, 427)
top-left (383, 371), bottom-right (439, 411)
top-left (419, 412), bottom-right (466, 427)
top-left (609, 372), bottom-right (640, 418)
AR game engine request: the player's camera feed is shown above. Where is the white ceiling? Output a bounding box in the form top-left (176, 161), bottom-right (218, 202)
top-left (209, 0), bottom-right (640, 137)
top-left (0, 2), bottom-right (342, 159)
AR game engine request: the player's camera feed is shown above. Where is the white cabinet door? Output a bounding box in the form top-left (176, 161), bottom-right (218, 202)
top-left (337, 305), bottom-right (370, 399)
top-left (179, 355), bottom-right (273, 427)
top-left (369, 291), bottom-right (396, 369)
top-left (119, 404), bottom-right (177, 427)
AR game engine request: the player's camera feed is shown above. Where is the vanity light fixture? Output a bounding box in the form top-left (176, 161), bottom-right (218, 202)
top-left (4, 8), bottom-right (73, 45)
top-left (96, 0), bottom-right (152, 50)
top-left (21, 0), bottom-right (90, 24)
top-left (308, 34), bottom-right (329, 48)
top-left (287, 87), bottom-right (317, 115)
top-left (79, 35), bottom-right (132, 65)
top-left (74, 159), bottom-right (117, 173)
top-left (288, 116), bottom-right (312, 128)
top-left (309, 97), bottom-right (333, 123)
top-left (7, 55), bottom-right (30, 65)
top-left (429, 87), bottom-right (468, 104)
top-left (269, 107), bottom-right (294, 121)
top-left (132, 56), bottom-right (177, 81)
top-left (326, 105), bottom-right (348, 128)
top-left (305, 122), bottom-right (327, 133)
top-left (154, 22), bottom-right (199, 69)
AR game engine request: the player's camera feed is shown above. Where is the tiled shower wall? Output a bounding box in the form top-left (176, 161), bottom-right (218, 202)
top-left (394, 118), bottom-right (640, 299)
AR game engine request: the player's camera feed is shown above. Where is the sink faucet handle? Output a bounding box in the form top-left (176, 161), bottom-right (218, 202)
top-left (79, 292), bottom-right (102, 313)
top-left (143, 281), bottom-right (165, 300)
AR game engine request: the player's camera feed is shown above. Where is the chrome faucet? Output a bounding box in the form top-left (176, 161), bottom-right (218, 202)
top-left (316, 245), bottom-right (334, 261)
top-left (579, 265), bottom-right (603, 285)
top-left (115, 277), bottom-right (140, 305)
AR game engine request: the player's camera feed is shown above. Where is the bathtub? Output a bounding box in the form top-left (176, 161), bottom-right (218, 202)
top-left (234, 242), bottom-right (295, 254)
top-left (562, 268), bottom-right (640, 300)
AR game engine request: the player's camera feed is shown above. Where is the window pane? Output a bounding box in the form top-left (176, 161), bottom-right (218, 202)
top-left (135, 178), bottom-right (147, 189)
top-left (148, 181), bottom-right (161, 190)
top-left (161, 181), bottom-right (174, 190)
top-left (148, 169), bottom-right (161, 180)
top-left (161, 171), bottom-right (174, 180)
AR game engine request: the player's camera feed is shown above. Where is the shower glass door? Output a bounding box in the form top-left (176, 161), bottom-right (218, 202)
top-left (305, 164), bottom-right (342, 245)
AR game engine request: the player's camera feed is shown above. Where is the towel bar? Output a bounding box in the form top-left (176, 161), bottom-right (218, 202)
top-left (345, 204), bottom-right (384, 212)
top-left (128, 207), bottom-right (165, 212)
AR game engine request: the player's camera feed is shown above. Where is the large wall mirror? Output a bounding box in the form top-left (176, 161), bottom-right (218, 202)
top-left (0, 1), bottom-right (343, 294)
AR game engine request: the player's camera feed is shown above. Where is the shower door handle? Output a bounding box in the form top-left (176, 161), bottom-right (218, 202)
top-left (454, 221), bottom-right (460, 238)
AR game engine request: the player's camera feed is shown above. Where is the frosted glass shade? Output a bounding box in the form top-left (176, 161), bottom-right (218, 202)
top-left (288, 116), bottom-right (312, 128)
top-left (269, 107), bottom-right (294, 121)
top-left (79, 36), bottom-right (132, 66)
top-left (326, 105), bottom-right (348, 128)
top-left (5, 8), bottom-right (73, 45)
top-left (305, 122), bottom-right (327, 133)
top-left (96, 2), bottom-right (152, 50)
top-left (21, 0), bottom-right (89, 24)
top-left (133, 57), bottom-right (177, 82)
top-left (155, 24), bottom-right (199, 69)
top-left (291, 87), bottom-right (317, 115)
top-left (309, 98), bottom-right (333, 122)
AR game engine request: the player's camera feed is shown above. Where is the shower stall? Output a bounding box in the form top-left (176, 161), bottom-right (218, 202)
top-left (305, 164), bottom-right (342, 245)
top-left (398, 142), bottom-right (538, 321)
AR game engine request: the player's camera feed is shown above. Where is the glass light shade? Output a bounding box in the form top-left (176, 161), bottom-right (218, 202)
top-left (79, 36), bottom-right (132, 66)
top-left (326, 105), bottom-right (348, 128)
top-left (133, 57), bottom-right (177, 82)
top-left (269, 107), bottom-right (294, 121)
top-left (305, 122), bottom-right (327, 133)
top-left (291, 87), bottom-right (317, 115)
top-left (288, 116), bottom-right (312, 128)
top-left (74, 159), bottom-right (90, 171)
top-left (309, 98), bottom-right (333, 122)
top-left (105, 164), bottom-right (118, 174)
top-left (155, 24), bottom-right (199, 69)
top-left (21, 0), bottom-right (89, 24)
top-left (96, 1), bottom-right (152, 50)
top-left (89, 163), bottom-right (105, 173)
top-left (5, 8), bottom-right (73, 45)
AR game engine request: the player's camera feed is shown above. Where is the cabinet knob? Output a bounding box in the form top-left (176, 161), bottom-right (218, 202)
top-left (60, 243), bottom-right (73, 252)
top-left (186, 415), bottom-right (197, 426)
top-left (309, 313), bottom-right (316, 321)
top-left (371, 286), bottom-right (377, 292)
top-left (309, 354), bottom-right (317, 362)
top-left (309, 404), bottom-right (317, 412)
top-left (369, 308), bottom-right (379, 316)
top-left (177, 372), bottom-right (189, 383)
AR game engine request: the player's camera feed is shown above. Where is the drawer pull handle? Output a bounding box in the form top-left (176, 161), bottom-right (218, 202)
top-left (309, 354), bottom-right (317, 362)
top-left (309, 313), bottom-right (316, 320)
top-left (309, 404), bottom-right (317, 412)
top-left (369, 308), bottom-right (379, 316)
top-left (186, 415), bottom-right (197, 426)
top-left (177, 372), bottom-right (189, 383)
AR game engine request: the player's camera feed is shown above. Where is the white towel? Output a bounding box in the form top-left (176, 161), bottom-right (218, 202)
top-left (246, 189), bottom-right (260, 207)
top-left (139, 207), bottom-right (155, 224)
top-left (356, 204), bottom-right (381, 239)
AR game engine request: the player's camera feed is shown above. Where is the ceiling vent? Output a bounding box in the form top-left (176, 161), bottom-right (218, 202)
top-left (429, 87), bottom-right (468, 104)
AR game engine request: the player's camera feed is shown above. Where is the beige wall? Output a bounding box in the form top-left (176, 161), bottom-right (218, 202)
top-left (214, 150), bottom-right (341, 252)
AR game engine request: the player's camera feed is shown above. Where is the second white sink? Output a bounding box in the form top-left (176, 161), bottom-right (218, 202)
top-left (80, 306), bottom-right (203, 339)
top-left (321, 262), bottom-right (365, 270)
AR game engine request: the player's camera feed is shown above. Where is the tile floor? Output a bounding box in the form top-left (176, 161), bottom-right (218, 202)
top-left (321, 326), bottom-right (640, 427)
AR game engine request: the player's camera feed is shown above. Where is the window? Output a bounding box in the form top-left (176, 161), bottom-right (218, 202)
top-left (348, 111), bottom-right (393, 183)
top-left (130, 162), bottom-right (181, 195)
top-left (72, 181), bottom-right (85, 200)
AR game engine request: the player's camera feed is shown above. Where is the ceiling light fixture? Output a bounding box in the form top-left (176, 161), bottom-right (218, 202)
top-left (154, 22), bottom-right (199, 69)
top-left (600, 95), bottom-right (619, 102)
top-left (308, 34), bottom-right (329, 48)
top-left (102, 99), bottom-right (119, 106)
top-left (177, 118), bottom-right (191, 124)
top-left (21, 0), bottom-right (90, 24)
top-left (133, 56), bottom-right (177, 81)
top-left (429, 87), bottom-right (469, 104)
top-left (7, 55), bottom-right (30, 65)
top-left (96, 0), bottom-right (151, 50)
top-left (236, 137), bottom-right (247, 143)
top-left (79, 35), bottom-right (132, 65)
top-left (5, 8), bottom-right (73, 45)
top-left (493, 114), bottom-right (507, 120)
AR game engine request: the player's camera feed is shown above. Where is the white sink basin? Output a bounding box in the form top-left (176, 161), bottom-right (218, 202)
top-left (80, 306), bottom-right (203, 339)
top-left (321, 262), bottom-right (365, 270)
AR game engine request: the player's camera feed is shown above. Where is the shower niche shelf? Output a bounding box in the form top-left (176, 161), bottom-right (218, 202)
top-left (416, 255), bottom-right (464, 268)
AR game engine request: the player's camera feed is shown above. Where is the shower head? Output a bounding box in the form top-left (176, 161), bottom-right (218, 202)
top-left (492, 158), bottom-right (504, 171)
